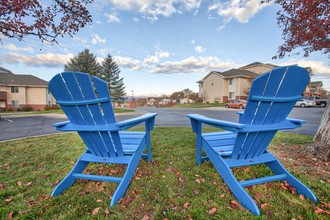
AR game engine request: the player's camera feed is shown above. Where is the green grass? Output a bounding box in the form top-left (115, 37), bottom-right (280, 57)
top-left (0, 128), bottom-right (329, 219)
top-left (172, 103), bottom-right (225, 108)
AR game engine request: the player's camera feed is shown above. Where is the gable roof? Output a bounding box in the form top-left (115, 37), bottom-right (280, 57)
top-left (197, 69), bottom-right (256, 83)
top-left (0, 67), bottom-right (48, 87)
top-left (310, 81), bottom-right (323, 87)
top-left (239, 62), bottom-right (279, 70)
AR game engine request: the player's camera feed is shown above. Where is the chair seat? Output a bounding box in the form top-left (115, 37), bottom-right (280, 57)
top-left (202, 131), bottom-right (237, 156)
top-left (120, 131), bottom-right (146, 154)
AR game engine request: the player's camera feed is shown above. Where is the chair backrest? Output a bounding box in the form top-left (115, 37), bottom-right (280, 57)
top-left (232, 66), bottom-right (309, 160)
top-left (49, 72), bottom-right (124, 157)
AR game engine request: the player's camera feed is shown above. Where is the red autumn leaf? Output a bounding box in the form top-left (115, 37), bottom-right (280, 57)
top-left (219, 194), bottom-right (225, 198)
top-left (231, 200), bottom-right (241, 208)
top-left (261, 203), bottom-right (269, 209)
top-left (8, 211), bottom-right (13, 220)
top-left (195, 179), bottom-right (201, 184)
top-left (183, 203), bottom-right (189, 209)
top-left (55, 180), bottom-right (59, 185)
top-left (315, 207), bottom-right (324, 214)
top-left (0, 183), bottom-right (4, 189)
top-left (92, 207), bottom-right (101, 215)
top-left (208, 207), bottom-right (217, 215)
top-left (104, 208), bottom-right (109, 215)
top-left (142, 214), bottom-right (149, 220)
top-left (17, 181), bottom-right (22, 186)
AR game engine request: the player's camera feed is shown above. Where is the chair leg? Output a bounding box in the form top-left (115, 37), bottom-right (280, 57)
top-left (266, 158), bottom-right (318, 203)
top-left (51, 154), bottom-right (89, 196)
top-left (110, 138), bottom-right (146, 206)
top-left (203, 142), bottom-right (260, 216)
top-left (146, 131), bottom-right (152, 162)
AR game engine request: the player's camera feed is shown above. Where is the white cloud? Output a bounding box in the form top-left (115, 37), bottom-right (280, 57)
top-left (0, 44), bottom-right (34, 52)
top-left (106, 12), bottom-right (121, 23)
top-left (0, 52), bottom-right (73, 68)
top-left (191, 39), bottom-right (195, 44)
top-left (151, 56), bottom-right (240, 74)
top-left (209, 0), bottom-right (272, 23)
top-left (92, 34), bottom-right (106, 45)
top-left (195, 45), bottom-right (205, 53)
top-left (114, 56), bottom-right (141, 69)
top-left (99, 0), bottom-right (201, 21)
top-left (279, 59), bottom-right (330, 77)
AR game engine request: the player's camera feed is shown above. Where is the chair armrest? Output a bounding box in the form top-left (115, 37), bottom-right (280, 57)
top-left (236, 111), bottom-right (244, 123)
top-left (53, 113), bottom-right (157, 132)
top-left (187, 114), bottom-right (245, 133)
top-left (117, 113), bottom-right (157, 130)
top-left (286, 118), bottom-right (306, 124)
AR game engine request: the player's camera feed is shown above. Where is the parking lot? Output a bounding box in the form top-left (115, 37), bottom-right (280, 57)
top-left (0, 106), bottom-right (326, 142)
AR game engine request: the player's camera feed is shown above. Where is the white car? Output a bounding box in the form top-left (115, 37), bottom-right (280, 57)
top-left (295, 99), bottom-right (315, 108)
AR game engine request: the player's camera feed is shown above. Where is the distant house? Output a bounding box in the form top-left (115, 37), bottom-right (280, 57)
top-left (158, 98), bottom-right (172, 106)
top-left (198, 62), bottom-right (314, 103)
top-left (307, 81), bottom-right (324, 96)
top-left (0, 67), bottom-right (55, 110)
top-left (180, 98), bottom-right (194, 104)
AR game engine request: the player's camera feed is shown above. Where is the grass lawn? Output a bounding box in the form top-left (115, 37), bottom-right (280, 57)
top-left (0, 128), bottom-right (329, 219)
top-left (172, 103), bottom-right (225, 108)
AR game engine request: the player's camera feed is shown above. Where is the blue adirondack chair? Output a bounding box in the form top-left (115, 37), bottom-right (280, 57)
top-left (49, 72), bottom-right (157, 206)
top-left (187, 66), bottom-right (318, 216)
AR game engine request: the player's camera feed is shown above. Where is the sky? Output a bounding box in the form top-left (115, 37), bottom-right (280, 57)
top-left (0, 0), bottom-right (329, 97)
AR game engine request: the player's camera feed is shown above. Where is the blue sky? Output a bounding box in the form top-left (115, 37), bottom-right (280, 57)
top-left (1, 0), bottom-right (329, 96)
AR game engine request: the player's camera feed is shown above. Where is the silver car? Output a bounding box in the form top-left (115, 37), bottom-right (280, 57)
top-left (295, 99), bottom-right (315, 107)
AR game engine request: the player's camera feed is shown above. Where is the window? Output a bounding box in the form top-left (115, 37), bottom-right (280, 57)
top-left (11, 100), bottom-right (19, 108)
top-left (11, 86), bottom-right (19, 93)
top-left (229, 78), bottom-right (235, 85)
top-left (229, 92), bottom-right (235, 100)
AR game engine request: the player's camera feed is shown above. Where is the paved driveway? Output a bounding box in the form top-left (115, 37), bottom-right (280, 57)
top-left (0, 107), bottom-right (325, 141)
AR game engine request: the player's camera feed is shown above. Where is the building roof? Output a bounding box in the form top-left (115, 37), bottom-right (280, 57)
top-left (197, 69), bottom-right (257, 83)
top-left (0, 67), bottom-right (48, 87)
top-left (310, 81), bottom-right (323, 87)
top-left (239, 62), bottom-right (279, 70)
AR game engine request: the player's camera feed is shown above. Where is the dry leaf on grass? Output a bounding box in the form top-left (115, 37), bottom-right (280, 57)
top-left (92, 207), bottom-right (101, 215)
top-left (208, 207), bottom-right (217, 215)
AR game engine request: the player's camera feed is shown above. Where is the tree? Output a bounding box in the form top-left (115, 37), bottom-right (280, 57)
top-left (64, 49), bottom-right (102, 76)
top-left (268, 0), bottom-right (330, 161)
top-left (301, 101), bottom-right (330, 161)
top-left (265, 0), bottom-right (330, 59)
top-left (100, 54), bottom-right (126, 106)
top-left (0, 0), bottom-right (93, 43)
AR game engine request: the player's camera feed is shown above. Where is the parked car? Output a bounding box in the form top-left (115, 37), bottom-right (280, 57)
top-left (305, 96), bottom-right (328, 108)
top-left (294, 99), bottom-right (315, 108)
top-left (225, 100), bottom-right (247, 109)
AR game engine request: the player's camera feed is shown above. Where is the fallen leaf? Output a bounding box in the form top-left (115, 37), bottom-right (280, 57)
top-left (299, 195), bottom-right (304, 200)
top-left (8, 211), bottom-right (13, 220)
top-left (231, 200), bottom-right (241, 209)
top-left (220, 194), bottom-right (225, 198)
top-left (315, 207), bottom-right (324, 214)
top-left (26, 182), bottom-right (32, 186)
top-left (96, 199), bottom-right (103, 203)
top-left (261, 203), bottom-right (269, 209)
top-left (17, 181), bottom-right (22, 186)
top-left (183, 203), bottom-right (189, 209)
top-left (297, 216), bottom-right (303, 220)
top-left (188, 214), bottom-right (193, 220)
top-left (55, 180), bottom-right (59, 185)
top-left (208, 207), bottom-right (217, 215)
top-left (5, 197), bottom-right (13, 203)
top-left (92, 207), bottom-right (101, 215)
top-left (104, 208), bottom-right (109, 215)
top-left (142, 214), bottom-right (149, 220)
top-left (135, 177), bottom-right (140, 180)
top-left (195, 179), bottom-right (201, 184)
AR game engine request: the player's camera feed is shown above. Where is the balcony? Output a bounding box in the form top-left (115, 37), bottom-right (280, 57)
top-left (0, 91), bottom-right (7, 101)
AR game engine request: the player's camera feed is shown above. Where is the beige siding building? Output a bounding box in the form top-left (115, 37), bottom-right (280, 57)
top-left (198, 69), bottom-right (257, 103)
top-left (198, 62), bottom-right (314, 103)
top-left (0, 67), bottom-right (55, 110)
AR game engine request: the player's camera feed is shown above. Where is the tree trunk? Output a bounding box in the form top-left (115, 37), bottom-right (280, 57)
top-left (300, 98), bottom-right (330, 161)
